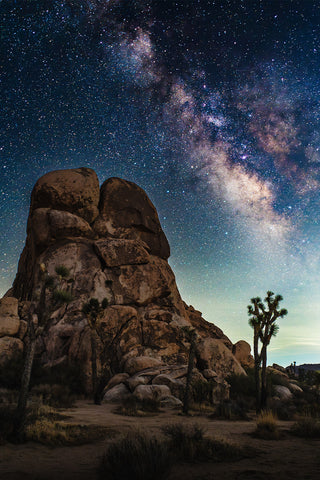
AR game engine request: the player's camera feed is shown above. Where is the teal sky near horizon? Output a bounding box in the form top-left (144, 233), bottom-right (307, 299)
top-left (1, 1), bottom-right (320, 367)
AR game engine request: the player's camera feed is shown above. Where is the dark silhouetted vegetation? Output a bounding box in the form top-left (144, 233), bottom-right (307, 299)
top-left (99, 432), bottom-right (171, 480)
top-left (248, 291), bottom-right (288, 411)
top-left (115, 395), bottom-right (161, 416)
top-left (290, 417), bottom-right (320, 438)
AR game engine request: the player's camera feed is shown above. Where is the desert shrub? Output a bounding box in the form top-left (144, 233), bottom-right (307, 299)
top-left (32, 384), bottom-right (76, 408)
top-left (55, 265), bottom-right (70, 278)
top-left (53, 289), bottom-right (73, 304)
top-left (191, 379), bottom-right (215, 404)
top-left (228, 370), bottom-right (256, 397)
top-left (140, 397), bottom-right (160, 412)
top-left (293, 387), bottom-right (320, 418)
top-left (99, 432), bottom-right (171, 480)
top-left (0, 351), bottom-right (24, 390)
top-left (266, 397), bottom-right (296, 421)
top-left (211, 399), bottom-right (251, 420)
top-left (115, 395), bottom-right (160, 416)
top-left (254, 410), bottom-right (281, 440)
top-left (0, 405), bottom-right (16, 443)
top-left (162, 423), bottom-right (244, 462)
top-left (268, 372), bottom-right (290, 391)
top-left (31, 360), bottom-right (86, 394)
top-left (290, 417), bottom-right (320, 438)
top-left (115, 395), bottom-right (140, 416)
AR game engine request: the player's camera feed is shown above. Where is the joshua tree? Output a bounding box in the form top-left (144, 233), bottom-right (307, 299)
top-left (182, 326), bottom-right (198, 415)
top-left (248, 291), bottom-right (288, 411)
top-left (82, 297), bottom-right (108, 405)
top-left (14, 265), bottom-right (72, 439)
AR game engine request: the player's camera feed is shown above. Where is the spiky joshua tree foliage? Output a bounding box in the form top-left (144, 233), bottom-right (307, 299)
top-left (248, 291), bottom-right (288, 412)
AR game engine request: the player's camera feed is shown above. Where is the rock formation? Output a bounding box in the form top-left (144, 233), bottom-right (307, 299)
top-left (2, 167), bottom-right (251, 405)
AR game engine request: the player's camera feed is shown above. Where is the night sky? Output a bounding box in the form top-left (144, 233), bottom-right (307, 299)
top-left (1, 0), bottom-right (320, 366)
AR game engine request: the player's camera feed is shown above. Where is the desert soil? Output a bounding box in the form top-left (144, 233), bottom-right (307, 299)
top-left (0, 400), bottom-right (319, 480)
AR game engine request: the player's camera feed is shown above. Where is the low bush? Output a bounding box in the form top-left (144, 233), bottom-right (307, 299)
top-left (268, 372), bottom-right (290, 390)
top-left (266, 397), bottom-right (296, 421)
top-left (53, 289), bottom-right (73, 304)
top-left (211, 400), bottom-right (251, 420)
top-left (227, 371), bottom-right (256, 399)
top-left (99, 424), bottom-right (247, 480)
top-left (254, 410), bottom-right (281, 440)
top-left (290, 417), bottom-right (320, 438)
top-left (99, 431), bottom-right (171, 480)
top-left (162, 423), bottom-right (244, 462)
top-left (0, 405), bottom-right (16, 444)
top-left (32, 384), bottom-right (76, 408)
top-left (191, 379), bottom-right (215, 404)
top-left (0, 352), bottom-right (24, 390)
top-left (55, 265), bottom-right (70, 278)
top-left (31, 360), bottom-right (86, 394)
top-left (115, 395), bottom-right (160, 416)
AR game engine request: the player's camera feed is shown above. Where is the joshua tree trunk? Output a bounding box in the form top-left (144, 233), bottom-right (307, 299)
top-left (183, 332), bottom-right (196, 415)
top-left (90, 329), bottom-right (100, 405)
top-left (260, 344), bottom-right (268, 410)
top-left (253, 326), bottom-right (261, 413)
top-left (14, 306), bottom-right (36, 439)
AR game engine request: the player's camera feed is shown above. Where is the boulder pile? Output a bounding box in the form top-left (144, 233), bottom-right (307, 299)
top-left (2, 167), bottom-right (252, 405)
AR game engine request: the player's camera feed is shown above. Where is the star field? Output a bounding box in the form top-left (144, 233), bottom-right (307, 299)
top-left (1, 1), bottom-right (320, 365)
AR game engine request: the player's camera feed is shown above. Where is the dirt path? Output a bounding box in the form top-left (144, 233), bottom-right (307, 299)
top-left (1, 400), bottom-right (319, 480)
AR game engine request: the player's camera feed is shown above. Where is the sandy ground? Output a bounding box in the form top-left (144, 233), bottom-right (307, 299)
top-left (0, 400), bottom-right (319, 480)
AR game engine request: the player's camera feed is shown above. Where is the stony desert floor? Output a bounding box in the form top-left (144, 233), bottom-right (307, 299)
top-left (0, 400), bottom-right (319, 480)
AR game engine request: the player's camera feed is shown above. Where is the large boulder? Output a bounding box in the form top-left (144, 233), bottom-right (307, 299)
top-left (104, 373), bottom-right (130, 392)
top-left (0, 298), bottom-right (20, 337)
top-left (274, 385), bottom-right (292, 401)
top-left (152, 374), bottom-right (184, 398)
top-left (30, 167), bottom-right (100, 223)
top-left (0, 337), bottom-right (24, 366)
top-left (232, 340), bottom-right (254, 369)
top-left (197, 338), bottom-right (245, 377)
top-left (94, 177), bottom-right (170, 259)
top-left (124, 356), bottom-right (163, 376)
top-left (94, 238), bottom-right (150, 267)
top-left (102, 383), bottom-right (131, 403)
top-left (134, 384), bottom-right (171, 401)
top-left (30, 209), bottom-right (95, 249)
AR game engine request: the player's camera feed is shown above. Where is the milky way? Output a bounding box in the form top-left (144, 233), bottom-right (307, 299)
top-left (1, 1), bottom-right (320, 364)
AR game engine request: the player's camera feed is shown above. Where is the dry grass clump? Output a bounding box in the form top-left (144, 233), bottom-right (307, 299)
top-left (25, 419), bottom-right (107, 446)
top-left (254, 410), bottom-right (281, 440)
top-left (162, 423), bottom-right (245, 462)
top-left (290, 417), bottom-right (320, 438)
top-left (99, 431), bottom-right (171, 480)
top-left (0, 399), bottom-right (108, 446)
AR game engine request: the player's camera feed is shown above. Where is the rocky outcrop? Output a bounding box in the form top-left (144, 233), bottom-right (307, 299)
top-left (94, 177), bottom-right (170, 259)
top-left (233, 340), bottom-right (254, 369)
top-left (0, 298), bottom-right (23, 365)
top-left (0, 298), bottom-right (20, 337)
top-left (2, 167), bottom-right (249, 402)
